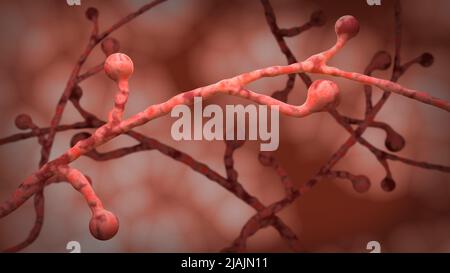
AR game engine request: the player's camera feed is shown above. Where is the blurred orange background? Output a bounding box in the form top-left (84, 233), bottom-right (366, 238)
top-left (0, 0), bottom-right (449, 252)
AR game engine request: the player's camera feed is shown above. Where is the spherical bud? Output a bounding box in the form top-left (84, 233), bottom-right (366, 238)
top-left (70, 85), bottom-right (83, 102)
top-left (335, 15), bottom-right (360, 40)
top-left (385, 129), bottom-right (405, 152)
top-left (85, 7), bottom-right (99, 21)
top-left (305, 80), bottom-right (340, 113)
top-left (104, 53), bottom-right (134, 82)
top-left (368, 51), bottom-right (392, 72)
top-left (419, 52), bottom-right (434, 67)
top-left (381, 177), bottom-right (396, 192)
top-left (89, 209), bottom-right (119, 240)
top-left (70, 132), bottom-right (92, 148)
top-left (310, 10), bottom-right (326, 27)
top-left (101, 38), bottom-right (121, 56)
top-left (351, 175), bottom-right (371, 193)
top-left (15, 114), bottom-right (33, 130)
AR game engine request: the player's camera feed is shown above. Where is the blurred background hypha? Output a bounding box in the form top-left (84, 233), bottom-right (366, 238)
top-left (0, 0), bottom-right (449, 252)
